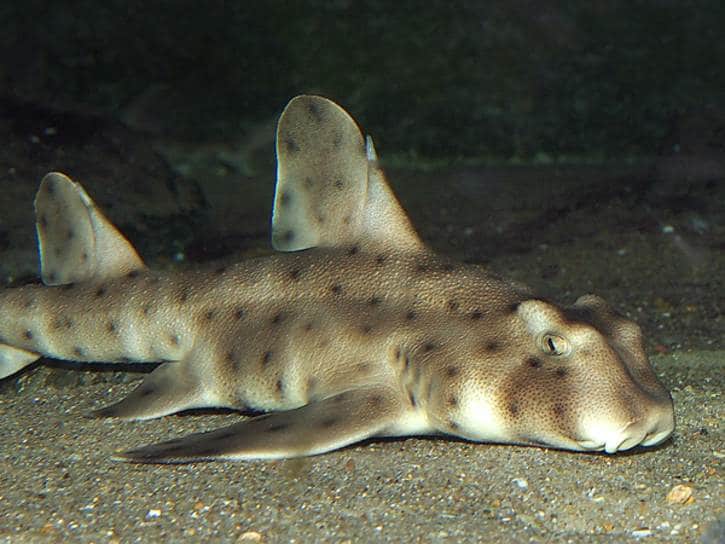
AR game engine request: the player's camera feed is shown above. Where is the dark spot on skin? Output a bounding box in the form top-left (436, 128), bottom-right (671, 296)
top-left (447, 300), bottom-right (459, 311)
top-left (234, 308), bottom-right (244, 320)
top-left (527, 357), bottom-right (543, 369)
top-left (54, 247), bottom-right (63, 257)
top-left (408, 393), bottom-right (417, 408)
top-left (422, 342), bottom-right (437, 353)
top-left (320, 417), bottom-right (338, 429)
top-left (203, 309), bottom-right (216, 321)
top-left (348, 245), bottom-right (359, 256)
top-left (95, 286), bottom-right (107, 297)
top-left (334, 392), bottom-right (349, 403)
top-left (334, 179), bottom-right (344, 190)
top-left (282, 230), bottom-right (295, 243)
top-left (555, 368), bottom-right (568, 379)
top-left (357, 362), bottom-right (370, 374)
top-left (271, 312), bottom-right (284, 325)
top-left (470, 310), bottom-right (483, 320)
top-left (225, 351), bottom-right (235, 365)
top-left (178, 288), bottom-right (190, 303)
top-left (267, 423), bottom-right (289, 433)
top-left (485, 341), bottom-right (501, 352)
top-left (508, 403), bottom-right (520, 416)
top-left (80, 252), bottom-right (89, 262)
top-left (343, 215), bottom-right (352, 225)
top-left (66, 229), bottom-right (75, 241)
top-left (361, 324), bottom-right (372, 334)
top-left (23, 330), bottom-right (33, 340)
top-left (53, 316), bottom-right (74, 330)
top-left (285, 138), bottom-right (299, 153)
top-left (369, 395), bottom-right (384, 408)
top-left (279, 191), bottom-right (291, 207)
top-left (73, 346), bottom-right (85, 358)
top-left (508, 302), bottom-right (521, 313)
top-left (140, 387), bottom-right (155, 398)
top-left (304, 177), bottom-right (314, 189)
top-left (142, 304), bottom-right (152, 317)
top-left (368, 296), bottom-right (381, 306)
top-left (330, 284), bottom-right (342, 295)
top-left (107, 321), bottom-right (117, 334)
top-left (303, 322), bottom-right (314, 332)
top-left (405, 310), bottom-right (416, 321)
top-left (553, 403), bottom-right (566, 417)
top-left (448, 420), bottom-right (460, 430)
top-left (447, 395), bottom-right (458, 408)
top-left (262, 351), bottom-right (272, 365)
top-left (445, 366), bottom-right (460, 378)
top-left (307, 101), bottom-right (323, 121)
top-left (276, 379), bottom-right (284, 395)
top-left (289, 268), bottom-right (301, 281)
top-left (169, 335), bottom-right (180, 346)
top-left (315, 214), bottom-right (325, 224)
top-left (375, 255), bottom-right (387, 265)
top-left (127, 270), bottom-right (141, 279)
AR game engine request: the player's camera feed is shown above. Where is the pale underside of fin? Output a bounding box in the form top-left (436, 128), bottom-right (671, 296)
top-left (116, 385), bottom-right (408, 463)
top-left (271, 95), bottom-right (422, 253)
top-left (35, 172), bottom-right (146, 285)
top-left (92, 361), bottom-right (207, 421)
top-left (0, 344), bottom-right (40, 380)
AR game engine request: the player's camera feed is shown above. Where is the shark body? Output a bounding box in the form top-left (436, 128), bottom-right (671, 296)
top-left (0, 96), bottom-right (674, 462)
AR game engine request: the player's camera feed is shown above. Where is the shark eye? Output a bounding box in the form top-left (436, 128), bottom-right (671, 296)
top-left (540, 333), bottom-right (569, 356)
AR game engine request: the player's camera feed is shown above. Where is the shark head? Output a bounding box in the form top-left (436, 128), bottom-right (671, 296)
top-left (425, 293), bottom-right (674, 453)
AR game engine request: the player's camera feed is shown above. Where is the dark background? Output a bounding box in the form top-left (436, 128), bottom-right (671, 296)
top-left (2, 0), bottom-right (723, 160)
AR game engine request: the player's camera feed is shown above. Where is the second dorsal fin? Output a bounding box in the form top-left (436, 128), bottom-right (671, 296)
top-left (271, 95), bottom-right (423, 253)
top-left (34, 172), bottom-right (146, 285)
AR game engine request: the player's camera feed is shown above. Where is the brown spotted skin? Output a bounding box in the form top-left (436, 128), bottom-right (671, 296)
top-left (0, 96), bottom-right (674, 462)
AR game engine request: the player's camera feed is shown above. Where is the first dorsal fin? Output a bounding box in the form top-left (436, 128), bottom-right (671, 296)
top-left (271, 95), bottom-right (423, 253)
top-left (34, 172), bottom-right (145, 285)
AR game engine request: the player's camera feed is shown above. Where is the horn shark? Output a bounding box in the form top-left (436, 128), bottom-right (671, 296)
top-left (0, 95), bottom-right (674, 463)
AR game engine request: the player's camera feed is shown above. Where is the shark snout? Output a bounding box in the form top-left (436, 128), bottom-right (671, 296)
top-left (578, 394), bottom-right (675, 453)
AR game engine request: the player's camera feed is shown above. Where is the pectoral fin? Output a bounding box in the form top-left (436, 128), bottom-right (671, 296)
top-left (92, 361), bottom-right (206, 421)
top-left (116, 385), bottom-right (407, 463)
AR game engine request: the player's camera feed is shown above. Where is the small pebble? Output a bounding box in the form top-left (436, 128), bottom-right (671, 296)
top-left (666, 484), bottom-right (694, 504)
top-left (238, 531), bottom-right (263, 542)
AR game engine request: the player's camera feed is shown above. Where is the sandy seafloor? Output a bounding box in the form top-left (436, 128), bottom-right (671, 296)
top-left (0, 114), bottom-right (723, 543)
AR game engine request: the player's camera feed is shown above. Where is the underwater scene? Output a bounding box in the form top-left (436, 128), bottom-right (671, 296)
top-left (0, 2), bottom-right (722, 542)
